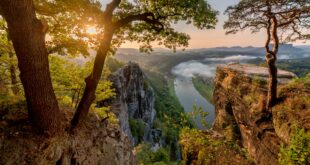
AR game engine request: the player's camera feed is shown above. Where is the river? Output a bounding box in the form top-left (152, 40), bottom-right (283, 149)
top-left (174, 76), bottom-right (215, 129)
top-left (172, 55), bottom-right (261, 129)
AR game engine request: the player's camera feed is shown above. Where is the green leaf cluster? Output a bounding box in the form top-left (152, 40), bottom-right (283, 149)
top-left (49, 55), bottom-right (116, 120)
top-left (135, 143), bottom-right (173, 165)
top-left (129, 119), bottom-right (146, 142)
top-left (180, 127), bottom-right (254, 164)
top-left (279, 129), bottom-right (310, 165)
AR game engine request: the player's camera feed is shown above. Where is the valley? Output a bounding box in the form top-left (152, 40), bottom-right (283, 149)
top-left (114, 44), bottom-right (310, 130)
top-left (0, 0), bottom-right (309, 164)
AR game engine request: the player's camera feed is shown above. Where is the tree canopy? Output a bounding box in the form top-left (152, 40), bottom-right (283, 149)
top-left (44, 0), bottom-right (218, 53)
top-left (224, 0), bottom-right (310, 42)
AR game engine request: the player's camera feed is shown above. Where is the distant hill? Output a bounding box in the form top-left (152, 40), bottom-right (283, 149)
top-left (114, 44), bottom-right (309, 75)
top-left (117, 44), bottom-right (307, 57)
top-left (204, 44), bottom-right (304, 55)
top-left (296, 45), bottom-right (310, 52)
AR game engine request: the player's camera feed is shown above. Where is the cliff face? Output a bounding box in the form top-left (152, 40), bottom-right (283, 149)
top-left (213, 64), bottom-right (310, 165)
top-left (109, 62), bottom-right (161, 147)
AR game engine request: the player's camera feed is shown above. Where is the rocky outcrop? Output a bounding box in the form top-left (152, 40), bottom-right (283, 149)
top-left (212, 64), bottom-right (310, 165)
top-left (0, 109), bottom-right (135, 165)
top-left (109, 62), bottom-right (162, 147)
top-left (0, 62), bottom-right (159, 165)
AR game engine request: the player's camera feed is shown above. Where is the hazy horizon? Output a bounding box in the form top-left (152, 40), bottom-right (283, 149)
top-left (117, 44), bottom-right (310, 50)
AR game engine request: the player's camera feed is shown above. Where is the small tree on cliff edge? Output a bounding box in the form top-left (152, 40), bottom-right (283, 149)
top-left (71, 0), bottom-right (218, 128)
top-left (224, 0), bottom-right (310, 109)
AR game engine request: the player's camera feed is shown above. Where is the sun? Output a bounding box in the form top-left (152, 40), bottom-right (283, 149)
top-left (86, 26), bottom-right (97, 35)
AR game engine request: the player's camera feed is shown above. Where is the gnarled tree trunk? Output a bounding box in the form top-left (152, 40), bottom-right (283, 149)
top-left (266, 16), bottom-right (279, 109)
top-left (265, 14), bottom-right (279, 110)
top-left (71, 29), bottom-right (114, 128)
top-left (0, 0), bottom-right (61, 133)
top-left (266, 53), bottom-right (277, 108)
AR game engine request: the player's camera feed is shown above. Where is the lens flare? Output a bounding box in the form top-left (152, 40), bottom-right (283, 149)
top-left (86, 27), bottom-right (97, 35)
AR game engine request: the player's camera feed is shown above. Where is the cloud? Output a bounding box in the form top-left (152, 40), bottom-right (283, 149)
top-left (172, 55), bottom-right (260, 78)
top-left (278, 54), bottom-right (291, 60)
top-left (171, 61), bottom-right (216, 78)
top-left (205, 55), bottom-right (258, 62)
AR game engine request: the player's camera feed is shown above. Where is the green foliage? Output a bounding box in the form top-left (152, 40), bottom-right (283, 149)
top-left (0, 19), bottom-right (21, 91)
top-left (92, 79), bottom-right (117, 124)
top-left (260, 58), bottom-right (310, 77)
top-left (180, 127), bottom-right (254, 164)
top-left (279, 74), bottom-right (310, 101)
top-left (49, 56), bottom-right (116, 115)
top-left (252, 75), bottom-right (267, 87)
top-left (49, 56), bottom-right (85, 107)
top-left (105, 57), bottom-right (125, 73)
top-left (34, 0), bottom-right (101, 57)
top-left (95, 80), bottom-right (116, 102)
top-left (292, 73), bottom-right (310, 88)
top-left (146, 70), bottom-right (190, 141)
top-left (0, 18), bottom-right (24, 106)
top-left (153, 148), bottom-right (170, 163)
top-left (43, 0), bottom-right (217, 53)
top-left (279, 129), bottom-right (310, 165)
top-left (144, 69), bottom-right (192, 161)
top-left (111, 0), bottom-right (218, 52)
top-left (135, 143), bottom-right (171, 165)
top-left (192, 76), bottom-right (214, 104)
top-left (188, 104), bottom-right (209, 128)
top-left (129, 119), bottom-right (146, 141)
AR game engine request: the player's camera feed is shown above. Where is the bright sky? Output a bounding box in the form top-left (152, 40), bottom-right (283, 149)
top-left (100, 0), bottom-right (308, 49)
top-left (172, 0), bottom-right (267, 48)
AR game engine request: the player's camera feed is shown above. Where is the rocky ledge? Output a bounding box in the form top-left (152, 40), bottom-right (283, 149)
top-left (0, 109), bottom-right (135, 165)
top-left (212, 64), bottom-right (309, 165)
top-left (217, 64), bottom-right (296, 83)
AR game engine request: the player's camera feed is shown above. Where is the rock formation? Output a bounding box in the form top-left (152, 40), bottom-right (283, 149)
top-left (180, 64), bottom-right (310, 165)
top-left (108, 62), bottom-right (162, 147)
top-left (212, 64), bottom-right (309, 165)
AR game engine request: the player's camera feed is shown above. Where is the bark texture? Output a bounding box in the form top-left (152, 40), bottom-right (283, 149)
top-left (266, 54), bottom-right (277, 108)
top-left (0, 0), bottom-right (61, 133)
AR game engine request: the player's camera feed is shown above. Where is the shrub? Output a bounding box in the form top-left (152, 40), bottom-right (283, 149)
top-left (153, 148), bottom-right (169, 163)
top-left (279, 129), bottom-right (310, 165)
top-left (252, 75), bottom-right (267, 87)
top-left (135, 143), bottom-right (171, 165)
top-left (129, 119), bottom-right (145, 141)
